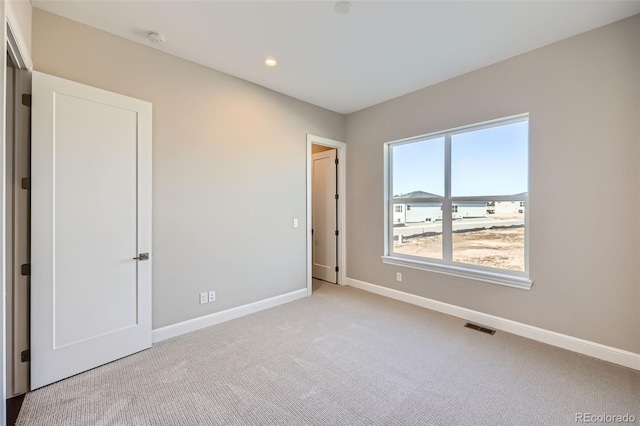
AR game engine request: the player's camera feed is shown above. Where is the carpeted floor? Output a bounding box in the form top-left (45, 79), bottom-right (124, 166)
top-left (17, 281), bottom-right (640, 425)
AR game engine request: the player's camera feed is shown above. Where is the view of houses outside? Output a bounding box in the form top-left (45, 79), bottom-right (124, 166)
top-left (392, 198), bottom-right (525, 272)
top-left (390, 119), bottom-right (528, 272)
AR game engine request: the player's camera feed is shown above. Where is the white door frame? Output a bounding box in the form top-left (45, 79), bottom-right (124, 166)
top-left (2, 8), bottom-right (32, 423)
top-left (306, 134), bottom-right (346, 295)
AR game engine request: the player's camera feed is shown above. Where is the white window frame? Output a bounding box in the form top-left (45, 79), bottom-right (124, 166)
top-left (382, 114), bottom-right (532, 290)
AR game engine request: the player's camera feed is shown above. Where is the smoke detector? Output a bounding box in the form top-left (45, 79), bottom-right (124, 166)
top-left (148, 32), bottom-right (165, 44)
top-left (335, 1), bottom-right (352, 14)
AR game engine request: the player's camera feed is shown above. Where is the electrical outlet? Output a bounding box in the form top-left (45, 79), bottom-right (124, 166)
top-left (396, 272), bottom-right (402, 282)
top-left (208, 290), bottom-right (216, 302)
top-left (199, 292), bottom-right (208, 304)
top-left (293, 218), bottom-right (299, 228)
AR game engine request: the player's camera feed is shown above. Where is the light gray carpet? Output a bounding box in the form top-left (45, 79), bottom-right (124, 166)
top-left (17, 281), bottom-right (640, 425)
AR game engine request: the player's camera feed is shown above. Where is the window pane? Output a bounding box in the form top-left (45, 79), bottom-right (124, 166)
top-left (451, 121), bottom-right (528, 197)
top-left (452, 201), bottom-right (525, 271)
top-left (393, 202), bottom-right (442, 260)
top-left (392, 137), bottom-right (444, 198)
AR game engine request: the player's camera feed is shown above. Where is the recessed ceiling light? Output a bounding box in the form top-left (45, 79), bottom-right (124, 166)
top-left (148, 32), bottom-right (165, 44)
top-left (334, 1), bottom-right (352, 15)
top-left (265, 57), bottom-right (277, 67)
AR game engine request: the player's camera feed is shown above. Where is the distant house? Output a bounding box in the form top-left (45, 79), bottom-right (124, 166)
top-left (393, 191), bottom-right (486, 224)
top-left (493, 200), bottom-right (525, 214)
top-left (451, 202), bottom-right (487, 220)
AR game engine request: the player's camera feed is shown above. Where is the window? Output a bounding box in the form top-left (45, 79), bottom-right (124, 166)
top-left (395, 205), bottom-right (403, 213)
top-left (383, 115), bottom-right (530, 289)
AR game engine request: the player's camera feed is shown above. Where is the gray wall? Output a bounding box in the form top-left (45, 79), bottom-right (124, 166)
top-left (32, 9), bottom-right (346, 329)
top-left (346, 15), bottom-right (640, 353)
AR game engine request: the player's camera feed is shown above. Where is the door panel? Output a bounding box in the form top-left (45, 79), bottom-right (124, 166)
top-left (312, 149), bottom-right (337, 283)
top-left (31, 72), bottom-right (152, 389)
top-left (54, 94), bottom-right (138, 347)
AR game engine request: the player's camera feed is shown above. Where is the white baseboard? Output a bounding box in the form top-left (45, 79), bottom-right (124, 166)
top-left (346, 278), bottom-right (640, 371)
top-left (152, 288), bottom-right (308, 343)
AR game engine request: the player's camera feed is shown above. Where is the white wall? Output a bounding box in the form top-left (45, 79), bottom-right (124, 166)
top-left (346, 15), bottom-right (640, 353)
top-left (32, 9), bottom-right (346, 329)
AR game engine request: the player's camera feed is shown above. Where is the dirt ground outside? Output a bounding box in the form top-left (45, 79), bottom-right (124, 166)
top-left (393, 226), bottom-right (525, 272)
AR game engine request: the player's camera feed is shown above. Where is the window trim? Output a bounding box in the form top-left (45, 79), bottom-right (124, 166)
top-left (381, 256), bottom-right (532, 289)
top-left (383, 113), bottom-right (531, 290)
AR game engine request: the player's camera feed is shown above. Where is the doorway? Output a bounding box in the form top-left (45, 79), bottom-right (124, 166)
top-left (311, 145), bottom-right (337, 284)
top-left (5, 31), bottom-right (32, 425)
top-left (5, 50), bottom-right (30, 400)
top-left (306, 135), bottom-right (346, 296)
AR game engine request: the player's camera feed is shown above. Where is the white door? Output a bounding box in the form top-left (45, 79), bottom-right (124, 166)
top-left (31, 72), bottom-right (152, 389)
top-left (312, 149), bottom-right (338, 283)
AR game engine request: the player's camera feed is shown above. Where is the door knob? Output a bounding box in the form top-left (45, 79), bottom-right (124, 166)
top-left (133, 253), bottom-right (150, 261)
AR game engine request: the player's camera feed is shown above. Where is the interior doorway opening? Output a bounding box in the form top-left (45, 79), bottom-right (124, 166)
top-left (306, 135), bottom-right (346, 296)
top-left (5, 33), bottom-right (32, 425)
top-left (6, 53), bottom-right (30, 400)
top-left (311, 145), bottom-right (338, 285)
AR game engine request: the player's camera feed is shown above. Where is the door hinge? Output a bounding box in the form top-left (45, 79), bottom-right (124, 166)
top-left (335, 266), bottom-right (339, 272)
top-left (335, 230), bottom-right (339, 236)
top-left (335, 158), bottom-right (339, 165)
top-left (21, 177), bottom-right (30, 190)
top-left (335, 194), bottom-right (339, 200)
top-left (21, 349), bottom-right (30, 362)
top-left (20, 264), bottom-right (30, 276)
top-left (21, 94), bottom-right (31, 107)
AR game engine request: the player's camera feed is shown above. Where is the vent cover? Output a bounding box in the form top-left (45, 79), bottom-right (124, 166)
top-left (464, 322), bottom-right (496, 335)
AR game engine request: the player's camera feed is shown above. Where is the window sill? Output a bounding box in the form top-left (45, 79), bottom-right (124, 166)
top-left (381, 256), bottom-right (532, 290)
